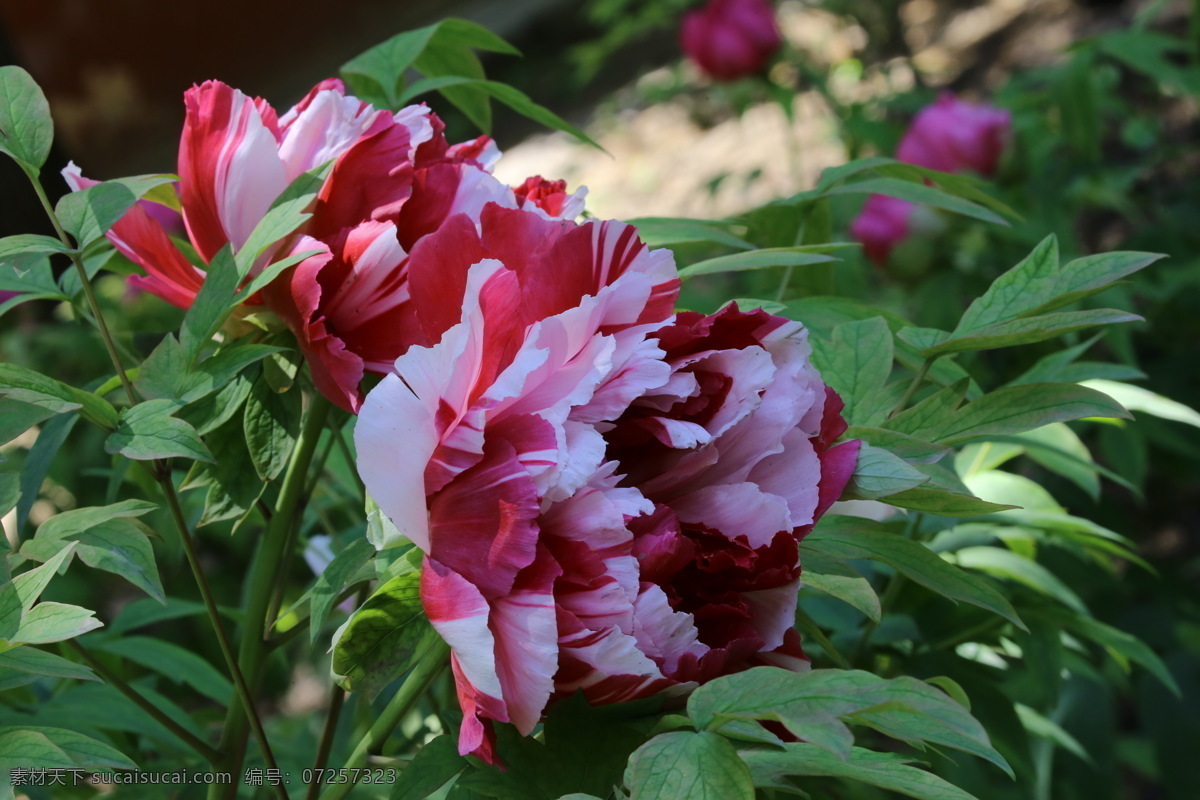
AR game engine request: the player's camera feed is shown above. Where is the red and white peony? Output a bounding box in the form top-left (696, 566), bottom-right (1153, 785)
top-left (64, 79), bottom-right (584, 411)
top-left (355, 201), bottom-right (858, 764)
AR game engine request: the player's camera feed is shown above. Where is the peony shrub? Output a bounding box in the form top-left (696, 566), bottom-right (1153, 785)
top-left (0, 15), bottom-right (1174, 800)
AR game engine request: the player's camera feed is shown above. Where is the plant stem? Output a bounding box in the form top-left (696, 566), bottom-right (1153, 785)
top-left (67, 640), bottom-right (223, 766)
top-left (890, 357), bottom-right (935, 419)
top-left (215, 393), bottom-right (333, 791)
top-left (29, 172), bottom-right (283, 796)
top-left (317, 638), bottom-right (450, 800)
top-left (28, 177), bottom-right (136, 405)
top-left (159, 467), bottom-right (286, 799)
top-left (305, 687), bottom-right (347, 800)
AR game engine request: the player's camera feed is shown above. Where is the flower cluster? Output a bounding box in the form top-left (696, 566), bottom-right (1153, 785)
top-left (73, 79), bottom-right (858, 766)
top-left (680, 0), bottom-right (783, 82)
top-left (851, 92), bottom-right (1011, 264)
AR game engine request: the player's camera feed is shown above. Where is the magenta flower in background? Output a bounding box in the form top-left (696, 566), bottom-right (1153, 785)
top-left (851, 92), bottom-right (1011, 264)
top-left (680, 0), bottom-right (783, 82)
top-left (354, 192), bottom-right (857, 764)
top-left (849, 194), bottom-right (916, 267)
top-left (897, 92), bottom-right (1012, 177)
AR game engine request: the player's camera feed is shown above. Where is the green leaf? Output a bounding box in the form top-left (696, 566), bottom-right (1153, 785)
top-left (29, 499), bottom-right (157, 540)
top-left (0, 726), bottom-right (136, 770)
top-left (624, 732), bottom-right (754, 800)
top-left (236, 247), bottom-right (324, 302)
top-left (64, 520), bottom-right (164, 603)
top-left (829, 178), bottom-right (1008, 225)
top-left (12, 541), bottom-right (78, 611)
top-left (179, 245), bottom-right (239, 364)
top-left (22, 500), bottom-right (164, 603)
top-left (678, 248), bottom-right (839, 279)
top-left (137, 335), bottom-right (281, 405)
top-left (473, 80), bottom-right (600, 150)
top-left (0, 233), bottom-right (72, 259)
top-left (800, 555), bottom-right (882, 622)
top-left (105, 398), bottom-right (214, 462)
top-left (0, 646), bottom-right (97, 681)
top-left (845, 443), bottom-right (930, 500)
top-left (0, 574), bottom-right (21, 641)
top-left (106, 596), bottom-right (211, 635)
top-left (0, 472), bottom-right (17, 518)
top-left (625, 217), bottom-right (752, 250)
top-left (843, 427), bottom-right (950, 465)
top-left (11, 602), bottom-right (103, 644)
top-left (689, 667), bottom-right (1008, 774)
top-left (953, 547), bottom-right (1088, 614)
top-left (1043, 610), bottom-right (1181, 696)
top-left (331, 570), bottom-right (442, 699)
top-left (816, 156), bottom-right (900, 191)
top-left (180, 413), bottom-right (265, 527)
top-left (0, 362), bottom-right (118, 430)
top-left (1010, 423), bottom-right (1101, 499)
top-left (16, 412), bottom-right (76, 534)
top-left (811, 317), bottom-right (894, 426)
top-left (433, 18), bottom-right (522, 56)
top-left (390, 734), bottom-right (465, 800)
top-left (805, 518), bottom-right (1024, 627)
top-left (55, 181), bottom-right (138, 247)
top-left (955, 240), bottom-right (1161, 335)
top-left (888, 379), bottom-right (970, 441)
top-left (343, 25), bottom-right (441, 106)
top-left (920, 309), bottom-right (1143, 358)
top-left (883, 486), bottom-right (1018, 516)
top-left (180, 368), bottom-right (255, 436)
top-left (243, 374), bottom-right (300, 481)
top-left (902, 381), bottom-right (1132, 443)
top-left (0, 66), bottom-right (53, 171)
top-left (0, 251), bottom-right (65, 304)
top-left (97, 636), bottom-right (231, 704)
top-left (0, 397), bottom-right (56, 446)
top-left (1079, 379), bottom-right (1200, 429)
top-left (233, 195), bottom-right (315, 280)
top-left (1014, 704), bottom-right (1092, 765)
top-left (455, 693), bottom-right (654, 800)
top-left (962, 468), bottom-right (1061, 512)
top-left (742, 744), bottom-right (983, 800)
top-left (309, 537), bottom-right (376, 644)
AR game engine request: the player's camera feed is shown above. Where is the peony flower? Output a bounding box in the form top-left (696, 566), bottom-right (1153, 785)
top-left (680, 0), bottom-right (783, 82)
top-left (851, 92), bottom-right (1010, 264)
top-left (897, 92), bottom-right (1011, 177)
top-left (354, 197), bottom-right (857, 764)
top-left (64, 79), bottom-right (585, 412)
top-left (849, 194), bottom-right (915, 266)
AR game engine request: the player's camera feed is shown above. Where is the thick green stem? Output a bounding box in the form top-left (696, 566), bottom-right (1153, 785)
top-left (67, 640), bottom-right (223, 766)
top-left (215, 393), bottom-right (333, 794)
top-left (160, 467), bottom-right (286, 799)
top-left (318, 638), bottom-right (450, 800)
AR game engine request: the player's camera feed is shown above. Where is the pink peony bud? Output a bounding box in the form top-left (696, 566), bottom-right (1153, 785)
top-left (896, 92), bottom-right (1011, 177)
top-left (849, 194), bottom-right (915, 266)
top-left (680, 0), bottom-right (783, 82)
